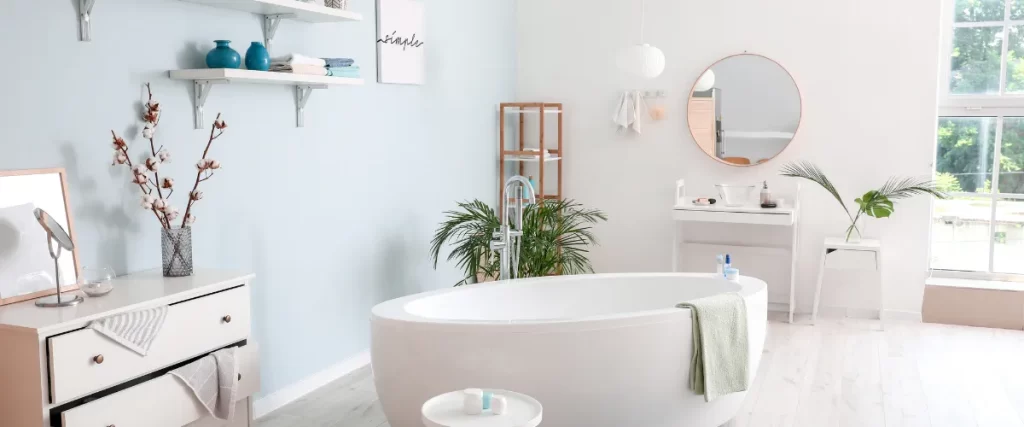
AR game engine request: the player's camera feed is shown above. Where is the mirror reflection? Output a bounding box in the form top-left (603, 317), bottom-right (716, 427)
top-left (687, 54), bottom-right (801, 166)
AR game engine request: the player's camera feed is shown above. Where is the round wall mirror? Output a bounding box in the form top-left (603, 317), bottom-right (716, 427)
top-left (687, 54), bottom-right (801, 166)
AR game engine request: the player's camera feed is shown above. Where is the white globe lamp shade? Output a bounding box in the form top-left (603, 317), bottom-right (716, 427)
top-left (694, 69), bottom-right (716, 92)
top-left (620, 43), bottom-right (665, 79)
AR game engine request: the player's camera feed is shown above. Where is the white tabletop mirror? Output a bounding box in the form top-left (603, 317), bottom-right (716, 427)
top-left (0, 169), bottom-right (81, 305)
top-left (687, 53), bottom-right (802, 166)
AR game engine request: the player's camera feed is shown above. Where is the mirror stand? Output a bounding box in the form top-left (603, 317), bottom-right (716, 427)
top-left (34, 234), bottom-right (82, 308)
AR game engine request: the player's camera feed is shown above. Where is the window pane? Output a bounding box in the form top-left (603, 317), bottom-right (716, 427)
top-left (952, 26), bottom-right (1005, 94)
top-left (936, 117), bottom-right (997, 193)
top-left (1000, 117), bottom-right (1024, 193)
top-left (1013, 0), bottom-right (1024, 19)
top-left (1006, 26), bottom-right (1024, 93)
top-left (932, 196), bottom-right (993, 271)
top-left (994, 199), bottom-right (1024, 273)
top-left (955, 0), bottom-right (1006, 22)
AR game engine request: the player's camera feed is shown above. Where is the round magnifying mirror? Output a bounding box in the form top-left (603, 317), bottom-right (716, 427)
top-left (34, 208), bottom-right (74, 250)
top-left (687, 54), bottom-right (801, 166)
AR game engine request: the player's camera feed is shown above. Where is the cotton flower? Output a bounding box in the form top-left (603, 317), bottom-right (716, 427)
top-left (184, 214), bottom-right (196, 226)
top-left (158, 149), bottom-right (171, 162)
top-left (190, 190), bottom-right (204, 201)
top-left (142, 126), bottom-right (155, 139)
top-left (112, 135), bottom-right (127, 150)
top-left (213, 119), bottom-right (227, 129)
top-left (132, 173), bottom-right (148, 185)
top-left (164, 207), bottom-right (180, 221)
top-left (145, 156), bottom-right (160, 172)
top-left (207, 159), bottom-right (221, 170)
top-left (112, 152), bottom-right (128, 165)
top-left (196, 159), bottom-right (208, 171)
top-left (153, 198), bottom-right (167, 211)
top-left (147, 101), bottom-right (160, 112)
top-left (132, 164), bottom-right (147, 175)
top-left (140, 194), bottom-right (156, 210)
top-left (161, 177), bottom-right (174, 189)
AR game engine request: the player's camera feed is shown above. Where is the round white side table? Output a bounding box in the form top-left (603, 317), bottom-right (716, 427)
top-left (421, 389), bottom-right (543, 427)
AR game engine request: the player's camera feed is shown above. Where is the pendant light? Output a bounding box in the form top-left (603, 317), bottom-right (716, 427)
top-left (621, 0), bottom-right (665, 79)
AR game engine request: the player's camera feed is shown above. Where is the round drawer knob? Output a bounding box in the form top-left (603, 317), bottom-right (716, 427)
top-left (222, 315), bottom-right (232, 323)
top-left (93, 355), bottom-right (104, 364)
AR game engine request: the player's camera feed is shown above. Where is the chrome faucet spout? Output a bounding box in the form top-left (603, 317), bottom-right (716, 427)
top-left (492, 176), bottom-right (536, 281)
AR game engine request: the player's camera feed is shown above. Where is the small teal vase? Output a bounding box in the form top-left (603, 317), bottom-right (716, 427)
top-left (206, 40), bottom-right (241, 69)
top-left (244, 42), bottom-right (270, 71)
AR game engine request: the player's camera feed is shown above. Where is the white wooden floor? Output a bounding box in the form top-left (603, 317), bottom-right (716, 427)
top-left (255, 313), bottom-right (1024, 427)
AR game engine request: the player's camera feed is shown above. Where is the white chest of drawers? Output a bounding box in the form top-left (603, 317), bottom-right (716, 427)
top-left (0, 269), bottom-right (259, 427)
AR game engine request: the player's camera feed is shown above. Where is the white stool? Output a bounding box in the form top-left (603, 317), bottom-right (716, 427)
top-left (811, 237), bottom-right (883, 327)
top-left (421, 389), bottom-right (543, 427)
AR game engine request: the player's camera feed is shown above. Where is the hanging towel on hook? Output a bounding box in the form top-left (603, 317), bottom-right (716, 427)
top-left (613, 91), bottom-right (646, 134)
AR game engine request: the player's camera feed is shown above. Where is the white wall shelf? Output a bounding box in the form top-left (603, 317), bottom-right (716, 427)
top-left (178, 0), bottom-right (362, 51)
top-left (504, 155), bottom-right (562, 163)
top-left (168, 68), bottom-right (364, 128)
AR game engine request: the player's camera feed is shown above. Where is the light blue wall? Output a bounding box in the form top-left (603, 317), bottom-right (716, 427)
top-left (0, 0), bottom-right (515, 396)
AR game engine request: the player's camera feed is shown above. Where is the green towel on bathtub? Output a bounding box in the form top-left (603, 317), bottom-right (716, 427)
top-left (676, 292), bottom-right (749, 402)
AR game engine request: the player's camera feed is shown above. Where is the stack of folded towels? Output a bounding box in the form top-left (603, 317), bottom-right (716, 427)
top-left (269, 53), bottom-right (360, 78)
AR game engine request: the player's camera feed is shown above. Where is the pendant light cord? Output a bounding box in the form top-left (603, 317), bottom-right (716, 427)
top-left (640, 0), bottom-right (646, 44)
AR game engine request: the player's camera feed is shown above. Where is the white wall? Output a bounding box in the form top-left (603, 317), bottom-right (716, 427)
top-left (516, 0), bottom-right (942, 315)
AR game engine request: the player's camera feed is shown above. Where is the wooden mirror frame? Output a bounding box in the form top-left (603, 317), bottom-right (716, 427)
top-left (0, 168), bottom-right (81, 306)
top-left (686, 53), bottom-right (803, 167)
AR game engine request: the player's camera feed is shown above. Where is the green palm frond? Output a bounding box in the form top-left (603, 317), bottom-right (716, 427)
top-left (877, 176), bottom-right (949, 200)
top-left (430, 198), bottom-right (607, 285)
top-left (779, 161), bottom-right (851, 217)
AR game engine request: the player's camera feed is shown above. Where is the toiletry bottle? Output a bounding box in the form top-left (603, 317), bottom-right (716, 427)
top-left (724, 254), bottom-right (731, 277)
top-left (760, 181), bottom-right (772, 205)
top-left (716, 254), bottom-right (724, 276)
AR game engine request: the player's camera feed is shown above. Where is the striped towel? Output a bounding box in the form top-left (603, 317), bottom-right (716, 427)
top-left (322, 57), bottom-right (355, 68)
top-left (170, 347), bottom-right (240, 421)
top-left (88, 306), bottom-right (168, 356)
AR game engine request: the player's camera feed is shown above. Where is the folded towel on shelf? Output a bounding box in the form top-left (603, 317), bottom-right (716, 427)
top-left (88, 306), bottom-right (168, 356)
top-left (676, 292), bottom-right (749, 402)
top-left (170, 347), bottom-right (240, 421)
top-left (269, 64), bottom-right (328, 76)
top-left (327, 65), bottom-right (361, 78)
top-left (322, 57), bottom-right (355, 68)
top-left (270, 53), bottom-right (326, 67)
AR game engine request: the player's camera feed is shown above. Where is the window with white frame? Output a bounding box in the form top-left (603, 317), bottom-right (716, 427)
top-left (934, 0), bottom-right (1024, 277)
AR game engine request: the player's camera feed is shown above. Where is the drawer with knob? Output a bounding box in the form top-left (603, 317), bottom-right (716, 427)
top-left (47, 286), bottom-right (251, 405)
top-left (58, 343), bottom-right (259, 427)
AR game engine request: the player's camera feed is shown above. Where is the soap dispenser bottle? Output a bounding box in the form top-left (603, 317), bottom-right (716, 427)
top-left (760, 181), bottom-right (772, 205)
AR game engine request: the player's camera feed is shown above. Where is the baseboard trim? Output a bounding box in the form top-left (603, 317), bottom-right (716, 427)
top-left (769, 301), bottom-right (922, 322)
top-left (253, 349), bottom-right (371, 420)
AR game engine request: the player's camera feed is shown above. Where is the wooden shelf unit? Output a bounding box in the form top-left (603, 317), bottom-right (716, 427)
top-left (499, 102), bottom-right (563, 212)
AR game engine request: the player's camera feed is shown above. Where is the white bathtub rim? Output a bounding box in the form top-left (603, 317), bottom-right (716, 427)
top-left (371, 273), bottom-right (766, 332)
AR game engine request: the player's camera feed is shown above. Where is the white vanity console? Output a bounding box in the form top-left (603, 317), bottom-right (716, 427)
top-left (0, 269), bottom-right (259, 427)
top-left (672, 181), bottom-right (801, 323)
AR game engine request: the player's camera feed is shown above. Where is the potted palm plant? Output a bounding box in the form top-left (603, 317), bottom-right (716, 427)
top-left (780, 161), bottom-right (948, 242)
top-left (430, 199), bottom-right (608, 286)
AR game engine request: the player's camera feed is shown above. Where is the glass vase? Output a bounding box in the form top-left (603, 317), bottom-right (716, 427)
top-left (161, 227), bottom-right (193, 277)
top-left (846, 217), bottom-right (866, 243)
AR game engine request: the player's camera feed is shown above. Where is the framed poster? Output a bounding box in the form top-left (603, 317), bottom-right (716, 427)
top-left (376, 0), bottom-right (425, 85)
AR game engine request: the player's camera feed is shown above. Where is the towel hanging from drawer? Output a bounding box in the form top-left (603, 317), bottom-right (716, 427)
top-left (170, 347), bottom-right (240, 421)
top-left (88, 305), bottom-right (168, 356)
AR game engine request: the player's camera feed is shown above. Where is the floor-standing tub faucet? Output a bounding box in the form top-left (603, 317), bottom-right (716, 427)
top-left (491, 176), bottom-right (536, 281)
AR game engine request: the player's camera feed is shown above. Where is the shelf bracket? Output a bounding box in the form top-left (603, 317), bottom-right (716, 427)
top-left (192, 79), bottom-right (228, 129)
top-left (295, 84), bottom-right (327, 127)
top-left (262, 14), bottom-right (293, 53)
top-left (78, 0), bottom-right (97, 41)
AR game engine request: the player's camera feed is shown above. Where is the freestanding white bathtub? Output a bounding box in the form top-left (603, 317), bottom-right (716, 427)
top-left (370, 273), bottom-right (767, 427)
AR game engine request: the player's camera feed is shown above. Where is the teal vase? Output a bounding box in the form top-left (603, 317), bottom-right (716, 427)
top-left (244, 42), bottom-right (270, 71)
top-left (206, 40), bottom-right (241, 69)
